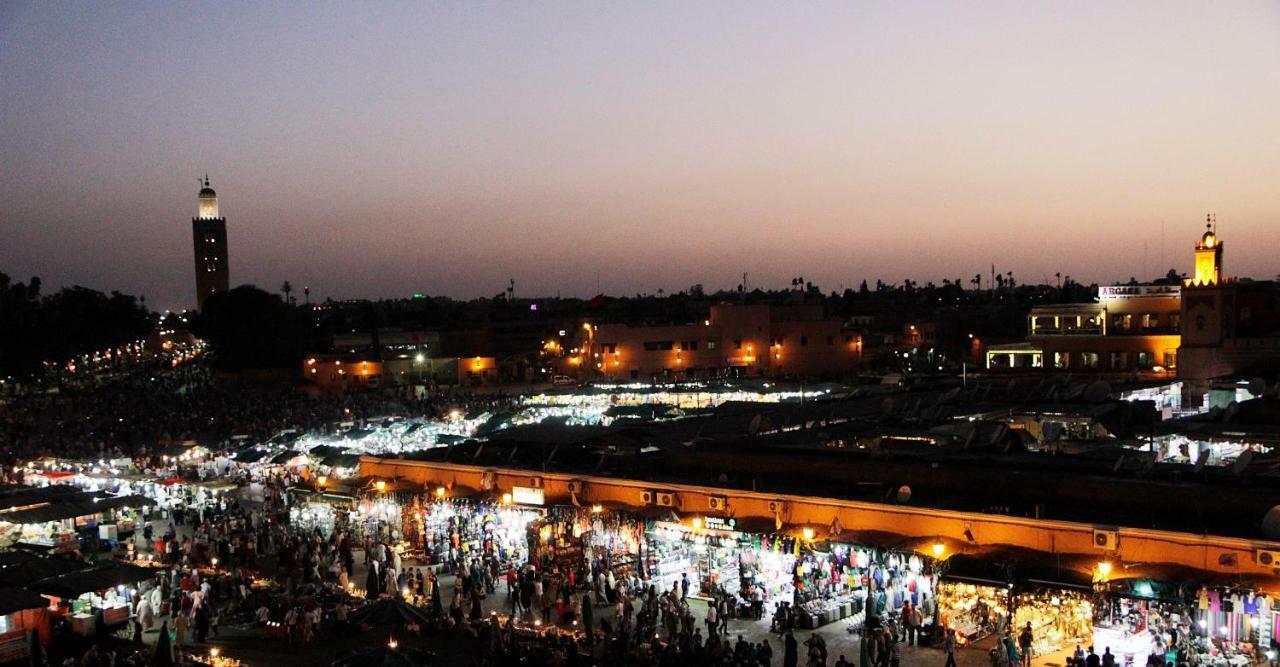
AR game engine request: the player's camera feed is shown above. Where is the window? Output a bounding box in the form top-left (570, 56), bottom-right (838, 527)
top-left (1163, 350), bottom-right (1177, 369)
top-left (1054, 352), bottom-right (1067, 369)
top-left (800, 336), bottom-right (808, 347)
top-left (826, 336), bottom-right (834, 345)
top-left (1142, 314), bottom-right (1158, 329)
top-left (1170, 314), bottom-right (1180, 331)
top-left (602, 343), bottom-right (617, 354)
top-left (1121, 314), bottom-right (1132, 330)
top-left (1109, 352), bottom-right (1127, 369)
top-left (706, 340), bottom-right (717, 350)
top-left (643, 341), bottom-right (674, 351)
top-left (1081, 352), bottom-right (1099, 369)
top-left (680, 340), bottom-right (699, 351)
top-left (733, 339), bottom-right (743, 350)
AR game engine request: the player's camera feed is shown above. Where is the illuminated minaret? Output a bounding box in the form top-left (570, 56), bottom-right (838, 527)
top-left (192, 175), bottom-right (229, 310)
top-left (1191, 214), bottom-right (1222, 286)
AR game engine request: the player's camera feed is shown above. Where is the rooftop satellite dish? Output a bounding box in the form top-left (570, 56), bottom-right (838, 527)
top-left (1112, 454), bottom-right (1127, 473)
top-left (896, 485), bottom-right (912, 504)
top-left (748, 414), bottom-right (763, 436)
top-left (1084, 381), bottom-right (1112, 403)
top-left (1006, 379), bottom-right (1017, 395)
top-left (1248, 378), bottom-right (1267, 398)
top-left (1262, 506), bottom-right (1280, 540)
top-left (1064, 384), bottom-right (1085, 400)
top-left (881, 398), bottom-right (896, 415)
top-left (1232, 449), bottom-right (1255, 476)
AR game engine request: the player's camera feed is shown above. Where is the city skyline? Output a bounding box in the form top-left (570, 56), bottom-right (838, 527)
top-left (3, 1), bottom-right (1279, 311)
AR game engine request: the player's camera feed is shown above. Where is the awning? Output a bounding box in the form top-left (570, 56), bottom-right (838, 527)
top-left (28, 564), bottom-right (156, 598)
top-left (940, 554), bottom-right (1014, 588)
top-left (0, 557), bottom-right (93, 587)
top-left (0, 588), bottom-right (50, 615)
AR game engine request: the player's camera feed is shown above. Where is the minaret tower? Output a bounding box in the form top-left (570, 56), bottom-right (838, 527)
top-left (1191, 213), bottom-right (1222, 286)
top-left (192, 175), bottom-right (229, 310)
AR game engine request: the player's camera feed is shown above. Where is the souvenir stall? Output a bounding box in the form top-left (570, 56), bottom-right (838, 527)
top-left (792, 542), bottom-right (937, 630)
top-left (645, 519), bottom-right (747, 598)
top-left (1192, 587), bottom-right (1273, 666)
top-left (407, 499), bottom-right (538, 569)
top-left (575, 507), bottom-right (645, 578)
top-left (1011, 588), bottom-right (1094, 658)
top-left (1094, 580), bottom-right (1191, 667)
top-left (936, 556), bottom-right (1013, 644)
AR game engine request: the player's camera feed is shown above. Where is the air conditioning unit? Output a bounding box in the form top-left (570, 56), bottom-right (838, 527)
top-left (640, 491), bottom-right (655, 505)
top-left (708, 496), bottom-right (727, 512)
top-left (567, 480), bottom-right (585, 494)
top-left (768, 500), bottom-right (785, 514)
top-left (529, 476), bottom-right (543, 488)
top-left (1093, 529), bottom-right (1119, 551)
top-left (1257, 549), bottom-right (1280, 567)
top-left (656, 492), bottom-right (676, 507)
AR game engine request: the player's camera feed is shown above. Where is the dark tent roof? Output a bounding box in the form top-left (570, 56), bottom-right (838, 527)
top-left (322, 453), bottom-right (362, 469)
top-left (29, 564), bottom-right (156, 598)
top-left (347, 599), bottom-right (432, 630)
top-left (270, 450), bottom-right (302, 465)
top-left (0, 557), bottom-right (93, 587)
top-left (0, 552), bottom-right (36, 568)
top-left (232, 447), bottom-right (273, 463)
top-left (940, 554), bottom-right (1014, 588)
top-left (330, 646), bottom-right (434, 667)
top-left (0, 587), bottom-right (49, 615)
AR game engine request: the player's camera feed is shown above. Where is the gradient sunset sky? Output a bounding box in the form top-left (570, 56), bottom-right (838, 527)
top-left (2, 1), bottom-right (1278, 311)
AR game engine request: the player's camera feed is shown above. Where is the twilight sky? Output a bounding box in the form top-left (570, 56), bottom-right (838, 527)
top-left (2, 2), bottom-right (1279, 312)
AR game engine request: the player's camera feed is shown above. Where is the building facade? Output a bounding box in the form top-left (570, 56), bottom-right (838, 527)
top-left (191, 177), bottom-right (229, 310)
top-left (572, 303), bottom-right (861, 381)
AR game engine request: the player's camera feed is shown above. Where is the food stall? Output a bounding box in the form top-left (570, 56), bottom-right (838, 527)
top-left (28, 563), bottom-right (156, 636)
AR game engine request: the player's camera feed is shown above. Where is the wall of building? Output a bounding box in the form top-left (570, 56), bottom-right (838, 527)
top-left (359, 456), bottom-right (1280, 588)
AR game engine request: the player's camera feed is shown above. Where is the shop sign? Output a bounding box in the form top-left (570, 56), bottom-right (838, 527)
top-left (704, 517), bottom-right (736, 531)
top-left (511, 486), bottom-right (545, 506)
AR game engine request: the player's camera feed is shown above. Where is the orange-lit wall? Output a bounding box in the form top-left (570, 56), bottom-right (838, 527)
top-left (361, 456), bottom-right (1280, 589)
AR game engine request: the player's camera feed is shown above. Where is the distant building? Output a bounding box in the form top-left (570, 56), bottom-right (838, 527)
top-left (191, 177), bottom-right (229, 310)
top-left (568, 303), bottom-right (861, 381)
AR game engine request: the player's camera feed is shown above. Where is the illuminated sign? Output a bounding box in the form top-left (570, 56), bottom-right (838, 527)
top-left (1099, 285), bottom-right (1181, 299)
top-left (511, 486), bottom-right (545, 506)
top-left (703, 517), bottom-right (736, 531)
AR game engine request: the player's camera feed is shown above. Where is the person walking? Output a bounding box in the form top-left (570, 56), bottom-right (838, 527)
top-left (1019, 622), bottom-right (1034, 667)
top-left (785, 630), bottom-right (799, 667)
top-left (944, 627), bottom-right (958, 667)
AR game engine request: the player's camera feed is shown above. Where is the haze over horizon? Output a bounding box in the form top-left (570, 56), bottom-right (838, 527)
top-left (2, 1), bottom-right (1279, 312)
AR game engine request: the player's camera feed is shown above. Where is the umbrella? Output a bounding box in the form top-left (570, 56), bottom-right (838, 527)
top-left (580, 594), bottom-right (594, 644)
top-left (330, 646), bottom-right (433, 667)
top-left (151, 621), bottom-right (173, 667)
top-left (348, 599), bottom-right (433, 631)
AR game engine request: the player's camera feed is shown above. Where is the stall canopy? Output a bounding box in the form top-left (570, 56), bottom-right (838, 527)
top-left (0, 557), bottom-right (93, 587)
top-left (28, 564), bottom-right (155, 599)
top-left (940, 554), bottom-right (1014, 587)
top-left (0, 587), bottom-right (51, 616)
top-left (0, 494), bottom-right (154, 525)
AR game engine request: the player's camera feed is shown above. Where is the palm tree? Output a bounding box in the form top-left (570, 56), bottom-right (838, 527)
top-left (281, 281), bottom-right (293, 305)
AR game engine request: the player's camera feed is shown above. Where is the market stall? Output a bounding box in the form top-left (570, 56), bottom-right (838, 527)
top-left (1094, 579), bottom-right (1191, 667)
top-left (936, 555), bottom-right (1013, 644)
